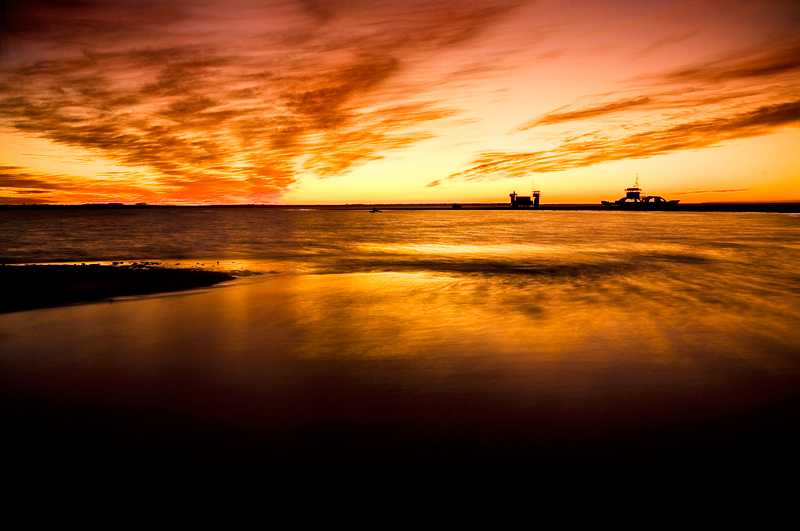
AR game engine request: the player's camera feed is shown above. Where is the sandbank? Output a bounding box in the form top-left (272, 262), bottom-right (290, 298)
top-left (0, 264), bottom-right (234, 313)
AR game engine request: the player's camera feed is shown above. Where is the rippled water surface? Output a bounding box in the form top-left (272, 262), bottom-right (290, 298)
top-left (2, 209), bottom-right (800, 470)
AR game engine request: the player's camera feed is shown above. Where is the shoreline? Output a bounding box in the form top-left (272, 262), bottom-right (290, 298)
top-left (0, 264), bottom-right (235, 314)
top-left (2, 202), bottom-right (799, 213)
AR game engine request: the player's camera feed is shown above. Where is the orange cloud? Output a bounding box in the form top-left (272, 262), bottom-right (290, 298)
top-left (444, 40), bottom-right (800, 183)
top-left (446, 100), bottom-right (800, 181)
top-left (0, 164), bottom-right (170, 204)
top-left (1, 0), bottom-right (524, 202)
top-left (519, 97), bottom-right (654, 129)
top-left (3, 1), bottom-right (799, 202)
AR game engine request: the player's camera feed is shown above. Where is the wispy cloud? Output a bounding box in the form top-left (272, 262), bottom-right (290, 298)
top-left (4, 1), bottom-right (798, 200)
top-left (632, 31), bottom-right (699, 59)
top-left (447, 100), bottom-right (800, 181)
top-left (518, 97), bottom-right (653, 129)
top-left (664, 43), bottom-right (800, 83)
top-left (445, 40), bottom-right (800, 183)
top-left (0, 164), bottom-right (169, 204)
top-left (674, 188), bottom-right (750, 195)
top-left (0, 0), bottom-right (524, 202)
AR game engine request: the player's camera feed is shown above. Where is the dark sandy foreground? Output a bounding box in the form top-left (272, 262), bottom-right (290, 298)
top-left (0, 264), bottom-right (234, 313)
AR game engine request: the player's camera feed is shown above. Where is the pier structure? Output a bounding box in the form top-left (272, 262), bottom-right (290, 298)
top-left (510, 190), bottom-right (540, 208)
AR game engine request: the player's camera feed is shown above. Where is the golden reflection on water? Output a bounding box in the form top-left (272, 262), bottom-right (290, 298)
top-left (2, 266), bottom-right (799, 468)
top-left (355, 241), bottom-right (697, 261)
top-left (2, 269), bottom-right (796, 378)
top-left (3, 212), bottom-right (800, 468)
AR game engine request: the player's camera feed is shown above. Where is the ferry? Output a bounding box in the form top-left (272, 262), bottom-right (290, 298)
top-left (601, 175), bottom-right (679, 209)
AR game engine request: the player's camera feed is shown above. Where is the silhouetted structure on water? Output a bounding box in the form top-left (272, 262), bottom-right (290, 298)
top-left (510, 189), bottom-right (540, 208)
top-left (601, 175), bottom-right (679, 209)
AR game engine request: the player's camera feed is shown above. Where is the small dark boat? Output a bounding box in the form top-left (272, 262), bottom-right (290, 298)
top-left (370, 207), bottom-right (381, 213)
top-left (601, 175), bottom-right (679, 209)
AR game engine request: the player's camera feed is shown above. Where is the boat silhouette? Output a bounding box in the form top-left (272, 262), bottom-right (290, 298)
top-left (601, 175), bottom-right (679, 209)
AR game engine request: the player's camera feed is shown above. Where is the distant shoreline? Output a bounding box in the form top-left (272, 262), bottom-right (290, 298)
top-left (0, 264), bottom-right (234, 314)
top-left (2, 202), bottom-right (799, 213)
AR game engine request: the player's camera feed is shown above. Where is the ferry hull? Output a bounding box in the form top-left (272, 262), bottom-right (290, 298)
top-left (601, 200), bottom-right (680, 210)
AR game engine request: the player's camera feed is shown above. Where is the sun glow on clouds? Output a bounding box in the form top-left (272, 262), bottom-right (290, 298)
top-left (1, 0), bottom-right (799, 204)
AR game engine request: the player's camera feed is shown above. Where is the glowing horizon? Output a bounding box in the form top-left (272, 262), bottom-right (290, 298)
top-left (1, 0), bottom-right (799, 205)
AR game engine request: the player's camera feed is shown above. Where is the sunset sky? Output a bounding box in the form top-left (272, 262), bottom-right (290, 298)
top-left (1, 0), bottom-right (799, 204)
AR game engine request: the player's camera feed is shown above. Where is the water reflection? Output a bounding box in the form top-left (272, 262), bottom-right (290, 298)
top-left (2, 266), bottom-right (799, 467)
top-left (1, 210), bottom-right (800, 469)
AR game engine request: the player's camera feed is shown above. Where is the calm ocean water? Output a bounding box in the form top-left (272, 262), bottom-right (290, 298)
top-left (2, 209), bottom-right (800, 469)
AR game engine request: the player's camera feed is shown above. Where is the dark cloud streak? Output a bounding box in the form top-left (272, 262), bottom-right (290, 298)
top-left (665, 43), bottom-right (800, 83)
top-left (674, 188), bottom-right (749, 195)
top-left (520, 97), bottom-right (653, 128)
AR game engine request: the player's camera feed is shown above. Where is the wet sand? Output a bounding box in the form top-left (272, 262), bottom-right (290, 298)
top-left (2, 273), bottom-right (799, 478)
top-left (0, 264), bottom-right (234, 313)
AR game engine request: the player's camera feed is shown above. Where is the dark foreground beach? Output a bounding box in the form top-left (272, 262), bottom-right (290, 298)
top-left (0, 264), bottom-right (234, 313)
